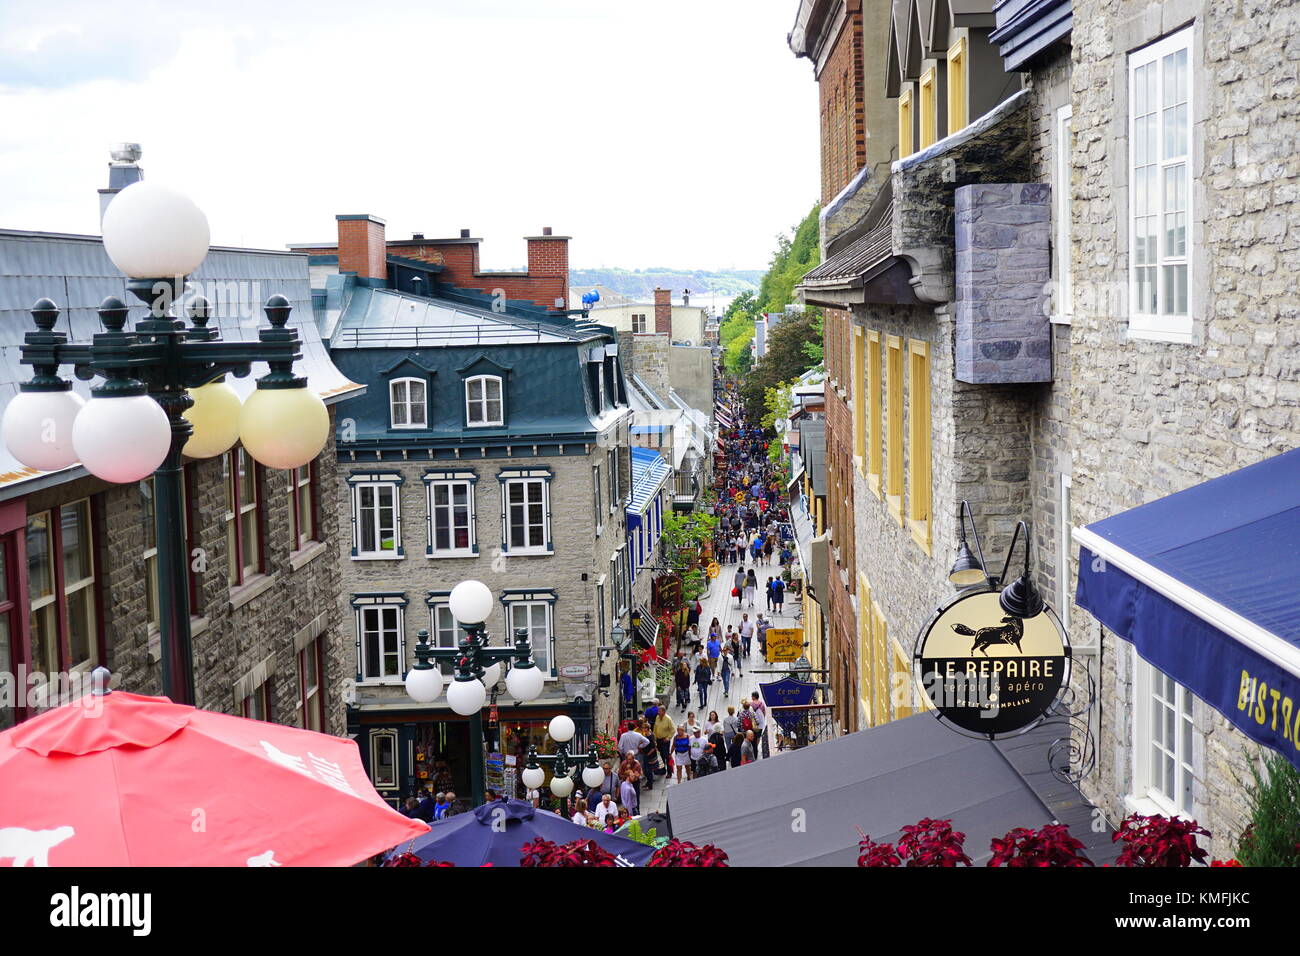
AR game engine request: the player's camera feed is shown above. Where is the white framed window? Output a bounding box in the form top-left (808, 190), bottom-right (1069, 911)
top-left (610, 545), bottom-right (629, 619)
top-left (607, 448), bottom-right (619, 513)
top-left (595, 577), bottom-right (606, 649)
top-left (389, 377), bottom-right (427, 429)
top-left (425, 476), bottom-right (476, 557)
top-left (593, 464), bottom-right (604, 536)
top-left (1131, 651), bottom-right (1196, 818)
top-left (1053, 103), bottom-right (1073, 324)
top-left (465, 375), bottom-right (504, 427)
top-left (240, 678), bottom-right (274, 722)
top-left (352, 481), bottom-right (402, 558)
top-left (427, 599), bottom-right (460, 676)
top-left (296, 636), bottom-right (326, 732)
top-left (1056, 473), bottom-right (1072, 635)
top-left (500, 474), bottom-right (551, 555)
top-left (507, 598), bottom-right (555, 678)
top-left (1128, 26), bottom-right (1193, 342)
top-left (370, 729), bottom-right (399, 790)
top-left (289, 463), bottom-right (318, 551)
top-left (631, 313), bottom-right (647, 334)
top-left (356, 599), bottom-right (405, 683)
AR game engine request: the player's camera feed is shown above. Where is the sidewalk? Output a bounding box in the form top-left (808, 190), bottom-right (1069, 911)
top-left (638, 553), bottom-right (799, 817)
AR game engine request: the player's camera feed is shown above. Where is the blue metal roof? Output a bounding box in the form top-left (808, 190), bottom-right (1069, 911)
top-left (626, 446), bottom-right (671, 515)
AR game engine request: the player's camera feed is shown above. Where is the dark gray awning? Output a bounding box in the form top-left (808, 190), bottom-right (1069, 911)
top-left (665, 713), bottom-right (1119, 867)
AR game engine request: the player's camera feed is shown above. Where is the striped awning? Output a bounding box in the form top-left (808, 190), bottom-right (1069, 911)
top-left (634, 605), bottom-right (660, 649)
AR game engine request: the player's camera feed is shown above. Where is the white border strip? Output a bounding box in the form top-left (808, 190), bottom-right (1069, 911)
top-left (1072, 525), bottom-right (1300, 678)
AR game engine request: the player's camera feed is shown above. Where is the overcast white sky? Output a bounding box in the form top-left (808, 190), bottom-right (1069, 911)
top-left (0, 0), bottom-right (821, 271)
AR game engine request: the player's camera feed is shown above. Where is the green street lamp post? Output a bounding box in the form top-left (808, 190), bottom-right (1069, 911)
top-left (520, 720), bottom-right (606, 807)
top-left (0, 182), bottom-right (330, 706)
top-left (404, 580), bottom-right (548, 806)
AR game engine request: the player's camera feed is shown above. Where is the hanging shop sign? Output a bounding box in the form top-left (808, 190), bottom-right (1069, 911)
top-left (913, 590), bottom-right (1071, 738)
top-left (766, 628), bottom-right (804, 664)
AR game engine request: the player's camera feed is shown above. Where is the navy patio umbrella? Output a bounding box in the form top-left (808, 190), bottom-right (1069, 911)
top-left (387, 799), bottom-right (657, 867)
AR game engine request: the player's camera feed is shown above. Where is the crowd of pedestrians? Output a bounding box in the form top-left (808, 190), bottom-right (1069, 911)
top-left (562, 378), bottom-right (795, 826)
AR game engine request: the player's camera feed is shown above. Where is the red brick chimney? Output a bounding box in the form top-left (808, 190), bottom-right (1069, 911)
top-left (526, 227), bottom-right (570, 310)
top-left (653, 287), bottom-right (672, 334)
top-left (336, 214), bottom-right (387, 281)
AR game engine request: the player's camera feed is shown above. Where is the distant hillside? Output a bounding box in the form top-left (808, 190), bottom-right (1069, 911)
top-left (569, 268), bottom-right (763, 301)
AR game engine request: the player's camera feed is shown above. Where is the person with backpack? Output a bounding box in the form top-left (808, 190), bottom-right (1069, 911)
top-left (738, 701), bottom-right (756, 740)
top-left (696, 743), bottom-right (719, 777)
top-left (772, 576), bottom-right (786, 615)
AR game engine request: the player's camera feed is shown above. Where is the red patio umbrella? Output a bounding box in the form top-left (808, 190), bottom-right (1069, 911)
top-left (0, 688), bottom-right (427, 866)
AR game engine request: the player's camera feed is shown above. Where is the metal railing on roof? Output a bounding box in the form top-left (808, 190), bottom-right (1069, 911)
top-left (334, 322), bottom-right (574, 348)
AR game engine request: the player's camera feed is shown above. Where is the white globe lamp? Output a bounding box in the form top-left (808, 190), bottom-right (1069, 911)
top-left (404, 664), bottom-right (443, 704)
top-left (445, 676), bottom-right (487, 716)
top-left (582, 763), bottom-right (606, 789)
top-left (101, 181), bottom-right (211, 279)
top-left (481, 661), bottom-right (502, 688)
top-left (183, 379), bottom-right (242, 458)
top-left (72, 393), bottom-right (171, 483)
top-left (448, 579), bottom-right (494, 624)
top-left (520, 765), bottom-right (546, 791)
top-left (548, 714), bottom-right (576, 744)
top-left (549, 774), bottom-right (574, 799)
top-left (2, 389), bottom-right (85, 471)
top-left (239, 386), bottom-right (328, 470)
top-left (505, 661), bottom-right (545, 702)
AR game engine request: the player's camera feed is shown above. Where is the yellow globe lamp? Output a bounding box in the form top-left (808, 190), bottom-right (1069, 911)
top-left (182, 379), bottom-right (242, 458)
top-left (239, 385), bottom-right (328, 470)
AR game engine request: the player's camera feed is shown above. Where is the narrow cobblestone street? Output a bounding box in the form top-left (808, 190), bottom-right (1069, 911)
top-left (637, 549), bottom-right (801, 817)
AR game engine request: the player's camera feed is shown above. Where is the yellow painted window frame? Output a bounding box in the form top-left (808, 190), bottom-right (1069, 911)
top-left (907, 339), bottom-right (932, 554)
top-left (872, 600), bottom-right (889, 724)
top-left (898, 88), bottom-right (914, 158)
top-left (885, 335), bottom-right (904, 524)
top-left (918, 67), bottom-right (936, 150)
top-left (867, 330), bottom-right (882, 496)
top-left (858, 573), bottom-right (872, 722)
top-left (947, 38), bottom-right (967, 136)
top-left (853, 327), bottom-right (866, 472)
top-left (892, 638), bottom-right (915, 719)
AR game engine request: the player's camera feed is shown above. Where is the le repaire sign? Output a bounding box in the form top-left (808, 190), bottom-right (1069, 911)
top-left (914, 590), bottom-right (1071, 737)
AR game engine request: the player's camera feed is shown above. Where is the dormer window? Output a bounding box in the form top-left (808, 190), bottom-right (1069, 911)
top-left (465, 375), bottom-right (503, 427)
top-left (390, 378), bottom-right (427, 429)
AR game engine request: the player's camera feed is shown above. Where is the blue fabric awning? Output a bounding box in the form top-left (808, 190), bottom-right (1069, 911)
top-left (626, 446), bottom-right (671, 519)
top-left (1074, 448), bottom-right (1300, 770)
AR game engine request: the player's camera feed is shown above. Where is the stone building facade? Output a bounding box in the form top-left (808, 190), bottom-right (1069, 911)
top-left (790, 0), bottom-right (898, 733)
top-left (1063, 0), bottom-right (1300, 859)
top-left (304, 215), bottom-right (643, 804)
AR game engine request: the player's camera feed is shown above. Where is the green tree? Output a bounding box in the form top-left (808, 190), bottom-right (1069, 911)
top-left (803, 312), bottom-right (824, 365)
top-left (1236, 753), bottom-right (1300, 866)
top-left (739, 311), bottom-right (821, 422)
top-left (723, 328), bottom-right (754, 375)
top-left (757, 205), bottom-right (821, 314)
